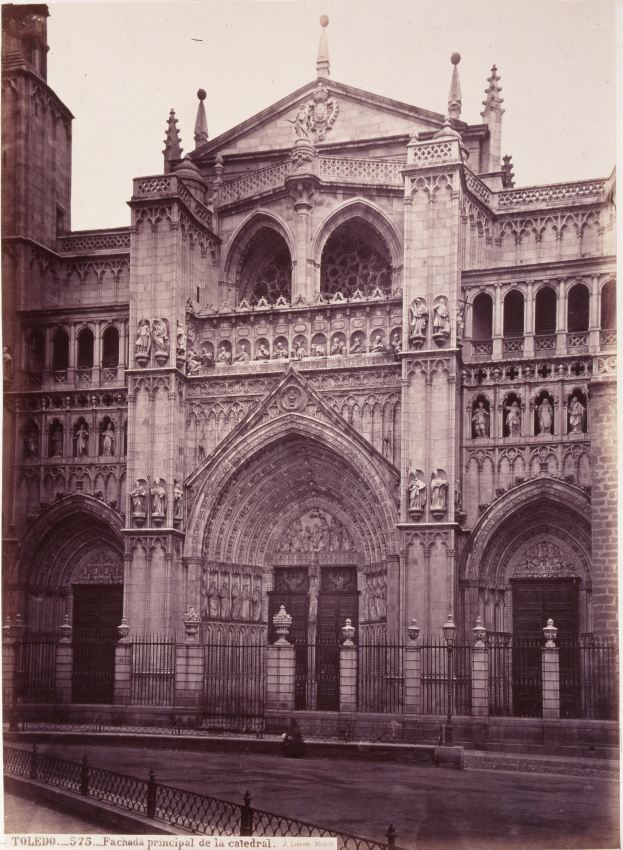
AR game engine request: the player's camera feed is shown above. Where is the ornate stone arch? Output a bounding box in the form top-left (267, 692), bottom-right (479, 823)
top-left (222, 211), bottom-right (295, 295)
top-left (461, 478), bottom-right (592, 634)
top-left (311, 198), bottom-right (403, 280)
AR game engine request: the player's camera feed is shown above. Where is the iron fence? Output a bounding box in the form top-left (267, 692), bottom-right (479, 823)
top-left (487, 633), bottom-right (512, 717)
top-left (511, 638), bottom-right (544, 718)
top-left (420, 639), bottom-right (472, 716)
top-left (559, 636), bottom-right (618, 720)
top-left (130, 637), bottom-right (176, 706)
top-left (14, 635), bottom-right (57, 704)
top-left (357, 643), bottom-right (404, 713)
top-left (72, 631), bottom-right (118, 704)
top-left (203, 640), bottom-right (265, 729)
top-left (4, 745), bottom-right (400, 849)
top-left (293, 641), bottom-right (340, 711)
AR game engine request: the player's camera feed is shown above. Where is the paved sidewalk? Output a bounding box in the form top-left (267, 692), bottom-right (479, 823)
top-left (6, 739), bottom-right (619, 850)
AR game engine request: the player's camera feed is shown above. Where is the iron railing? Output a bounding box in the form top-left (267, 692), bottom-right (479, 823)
top-left (203, 639), bottom-right (265, 729)
top-left (357, 643), bottom-right (404, 713)
top-left (130, 637), bottom-right (176, 706)
top-left (487, 633), bottom-right (513, 717)
top-left (72, 631), bottom-right (118, 704)
top-left (4, 745), bottom-right (400, 849)
top-left (559, 636), bottom-right (618, 720)
top-left (420, 639), bottom-right (472, 716)
top-left (293, 641), bottom-right (340, 711)
top-left (14, 635), bottom-right (57, 704)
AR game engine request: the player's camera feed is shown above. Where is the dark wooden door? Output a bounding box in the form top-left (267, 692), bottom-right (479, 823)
top-left (511, 578), bottom-right (579, 717)
top-left (72, 584), bottom-right (123, 704)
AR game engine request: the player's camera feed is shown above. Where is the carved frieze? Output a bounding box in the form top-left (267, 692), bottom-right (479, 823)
top-left (201, 564), bottom-right (263, 622)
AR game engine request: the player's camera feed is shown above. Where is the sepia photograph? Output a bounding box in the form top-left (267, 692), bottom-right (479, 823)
top-left (1, 0), bottom-right (618, 847)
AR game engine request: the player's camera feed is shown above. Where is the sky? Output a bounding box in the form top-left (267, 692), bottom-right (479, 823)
top-left (44, 0), bottom-right (617, 231)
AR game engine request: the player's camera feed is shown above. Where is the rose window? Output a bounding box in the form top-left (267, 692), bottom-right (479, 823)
top-left (321, 219), bottom-right (392, 298)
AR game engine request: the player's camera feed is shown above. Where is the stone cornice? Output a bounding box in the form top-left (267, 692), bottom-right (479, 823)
top-left (461, 255), bottom-right (615, 284)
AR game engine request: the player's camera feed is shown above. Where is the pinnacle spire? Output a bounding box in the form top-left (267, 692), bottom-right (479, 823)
top-left (162, 109), bottom-right (183, 173)
top-left (316, 15), bottom-right (330, 78)
top-left (481, 65), bottom-right (504, 117)
top-left (194, 88), bottom-right (209, 148)
top-left (448, 52), bottom-right (462, 120)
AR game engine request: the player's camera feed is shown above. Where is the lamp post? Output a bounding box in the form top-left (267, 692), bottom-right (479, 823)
top-left (442, 613), bottom-right (456, 745)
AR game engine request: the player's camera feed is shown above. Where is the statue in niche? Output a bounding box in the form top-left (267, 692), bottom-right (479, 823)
top-left (3, 345), bottom-right (13, 383)
top-left (251, 581), bottom-right (262, 622)
top-left (390, 332), bottom-right (402, 355)
top-left (287, 103), bottom-right (312, 141)
top-left (240, 582), bottom-right (252, 620)
top-left (102, 422), bottom-right (115, 456)
top-left (568, 395), bottom-right (586, 434)
top-left (330, 337), bottom-right (345, 355)
top-left (472, 401), bottom-right (490, 437)
top-left (173, 480), bottom-right (183, 518)
top-left (382, 432), bottom-right (392, 459)
top-left (293, 340), bottom-right (307, 359)
top-left (456, 306), bottom-right (465, 341)
top-left (135, 319), bottom-right (151, 360)
top-left (130, 480), bottom-right (147, 515)
top-left (430, 470), bottom-right (448, 515)
top-left (273, 342), bottom-right (288, 359)
top-left (186, 349), bottom-right (200, 375)
top-left (51, 425), bottom-right (63, 457)
top-left (255, 342), bottom-right (270, 361)
top-left (75, 423), bottom-right (89, 456)
top-left (200, 345), bottom-right (213, 367)
top-left (408, 471), bottom-right (426, 514)
top-left (235, 344), bottom-right (251, 363)
top-left (349, 336), bottom-right (364, 354)
top-left (219, 576), bottom-right (230, 619)
top-left (408, 297), bottom-right (428, 342)
top-left (152, 319), bottom-right (170, 362)
top-left (207, 579), bottom-right (220, 618)
top-left (369, 332), bottom-right (386, 353)
top-left (176, 321), bottom-right (186, 357)
top-left (231, 581), bottom-right (242, 619)
top-left (150, 477), bottom-right (167, 516)
top-left (217, 344), bottom-right (232, 364)
top-left (432, 297), bottom-right (451, 341)
top-left (24, 430), bottom-right (38, 458)
top-left (505, 399), bottom-right (522, 437)
top-left (454, 481), bottom-right (463, 511)
top-left (537, 397), bottom-right (554, 435)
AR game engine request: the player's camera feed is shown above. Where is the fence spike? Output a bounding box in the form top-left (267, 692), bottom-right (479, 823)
top-left (386, 824), bottom-right (396, 849)
top-left (243, 789), bottom-right (252, 807)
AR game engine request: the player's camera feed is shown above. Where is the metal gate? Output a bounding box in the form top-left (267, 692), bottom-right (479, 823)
top-left (130, 637), bottom-right (175, 705)
top-left (357, 643), bottom-right (405, 713)
top-left (202, 640), bottom-right (265, 732)
top-left (72, 631), bottom-right (117, 704)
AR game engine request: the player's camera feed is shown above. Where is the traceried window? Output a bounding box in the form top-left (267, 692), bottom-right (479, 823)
top-left (238, 227), bottom-right (292, 306)
top-left (320, 218), bottom-right (392, 298)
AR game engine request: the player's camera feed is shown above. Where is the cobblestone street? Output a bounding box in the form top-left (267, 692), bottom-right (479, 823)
top-left (6, 742), bottom-right (618, 850)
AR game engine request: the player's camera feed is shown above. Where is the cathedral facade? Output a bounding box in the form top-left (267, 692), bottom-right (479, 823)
top-left (2, 6), bottom-right (617, 723)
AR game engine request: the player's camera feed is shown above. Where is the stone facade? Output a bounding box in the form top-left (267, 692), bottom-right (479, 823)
top-left (2, 7), bottom-right (617, 665)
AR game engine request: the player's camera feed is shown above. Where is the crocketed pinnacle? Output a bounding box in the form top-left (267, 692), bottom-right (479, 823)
top-left (481, 65), bottom-right (505, 117)
top-left (316, 15), bottom-right (330, 78)
top-left (194, 88), bottom-right (209, 148)
top-left (448, 52), bottom-right (462, 120)
top-left (162, 109), bottom-right (183, 169)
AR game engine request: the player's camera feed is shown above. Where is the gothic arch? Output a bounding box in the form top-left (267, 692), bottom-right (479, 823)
top-left (311, 198), bottom-right (403, 274)
top-left (222, 211), bottom-right (295, 291)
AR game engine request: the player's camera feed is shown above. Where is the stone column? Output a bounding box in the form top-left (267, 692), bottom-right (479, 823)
top-left (492, 284), bottom-right (503, 359)
top-left (556, 278), bottom-right (567, 355)
top-left (541, 619), bottom-right (560, 719)
top-left (55, 616), bottom-right (73, 703)
top-left (588, 275), bottom-right (600, 353)
top-left (287, 166), bottom-right (318, 304)
top-left (403, 643), bottom-right (422, 715)
top-left (471, 617), bottom-right (489, 717)
top-left (266, 606), bottom-right (296, 711)
top-left (524, 281), bottom-right (535, 357)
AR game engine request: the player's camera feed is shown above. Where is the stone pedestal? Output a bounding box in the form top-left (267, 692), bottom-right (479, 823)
top-left (174, 642), bottom-right (204, 708)
top-left (266, 644), bottom-right (296, 712)
top-left (541, 645), bottom-right (560, 719)
top-left (471, 644), bottom-right (489, 717)
top-left (403, 645), bottom-right (422, 714)
top-left (339, 644), bottom-right (357, 713)
top-left (113, 640), bottom-right (132, 706)
top-left (55, 640), bottom-right (73, 703)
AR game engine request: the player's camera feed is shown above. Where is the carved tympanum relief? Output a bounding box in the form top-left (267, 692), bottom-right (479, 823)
top-left (277, 508), bottom-right (353, 553)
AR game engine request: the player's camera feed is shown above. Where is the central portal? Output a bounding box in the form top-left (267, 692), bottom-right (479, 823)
top-left (269, 564), bottom-right (359, 711)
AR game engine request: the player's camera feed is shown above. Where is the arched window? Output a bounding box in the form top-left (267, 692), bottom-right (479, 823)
top-left (52, 328), bottom-right (69, 372)
top-left (503, 290), bottom-right (524, 337)
top-left (320, 218), bottom-right (392, 298)
top-left (77, 328), bottom-right (94, 369)
top-left (472, 293), bottom-right (493, 340)
top-left (237, 227), bottom-right (292, 306)
top-left (600, 280), bottom-right (616, 330)
top-left (102, 326), bottom-right (120, 368)
top-left (28, 328), bottom-right (45, 372)
top-left (535, 286), bottom-right (557, 335)
top-left (567, 284), bottom-right (589, 333)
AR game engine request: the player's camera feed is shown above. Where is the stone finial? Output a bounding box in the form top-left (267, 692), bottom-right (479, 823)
top-left (448, 52), bottom-right (462, 120)
top-left (316, 15), bottom-right (330, 78)
top-left (543, 618), bottom-right (558, 647)
top-left (194, 88), bottom-right (209, 148)
top-left (473, 616), bottom-right (486, 648)
top-left (163, 109), bottom-right (183, 173)
top-left (272, 604), bottom-right (293, 645)
top-left (60, 613), bottom-right (72, 642)
top-left (481, 65), bottom-right (505, 117)
top-left (182, 607), bottom-right (201, 640)
top-left (341, 617), bottom-right (356, 646)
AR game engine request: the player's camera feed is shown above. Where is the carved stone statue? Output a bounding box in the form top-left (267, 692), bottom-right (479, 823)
top-left (432, 297), bottom-right (451, 340)
top-left (176, 321), bottom-right (186, 358)
top-left (430, 470), bottom-right (448, 515)
top-left (3, 345), bottom-right (13, 383)
top-left (207, 580), bottom-right (219, 618)
top-left (102, 423), bottom-right (115, 456)
top-left (390, 332), bottom-right (402, 355)
top-left (75, 423), bottom-right (89, 456)
top-left (152, 319), bottom-right (169, 363)
top-left (568, 396), bottom-right (585, 434)
top-left (217, 344), bottom-right (232, 364)
top-left (251, 583), bottom-right (262, 622)
top-left (273, 341), bottom-right (288, 359)
top-left (219, 576), bottom-right (230, 619)
top-left (51, 425), bottom-right (63, 457)
top-left (24, 430), bottom-right (38, 458)
top-left (409, 297), bottom-right (428, 342)
top-left (537, 397), bottom-right (554, 434)
top-left (240, 583), bottom-right (252, 620)
top-left (293, 340), bottom-right (307, 359)
top-left (330, 336), bottom-right (345, 355)
top-left (255, 342), bottom-right (270, 361)
top-left (130, 480), bottom-right (147, 515)
top-left (456, 306), bottom-right (465, 341)
top-left (505, 400), bottom-right (522, 437)
top-left (235, 344), bottom-right (251, 363)
top-left (349, 336), bottom-right (364, 354)
top-left (369, 332), bottom-right (385, 353)
top-left (173, 481), bottom-right (183, 518)
top-left (472, 401), bottom-right (490, 437)
top-left (408, 472), bottom-right (426, 514)
top-left (135, 319), bottom-right (151, 360)
top-left (186, 349), bottom-right (200, 375)
top-left (150, 477), bottom-right (167, 516)
top-left (231, 582), bottom-right (242, 619)
top-left (308, 575), bottom-right (318, 623)
top-left (287, 103), bottom-right (312, 141)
